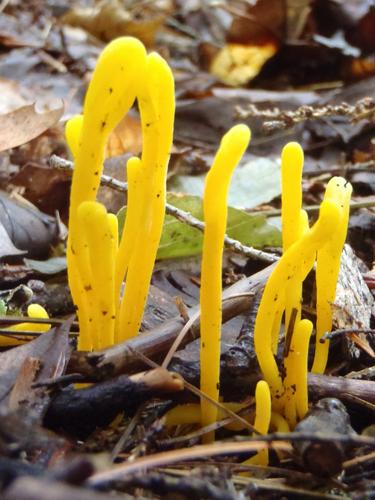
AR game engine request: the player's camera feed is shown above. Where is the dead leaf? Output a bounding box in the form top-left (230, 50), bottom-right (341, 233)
top-left (10, 164), bottom-right (71, 219)
top-left (106, 114), bottom-right (142, 157)
top-left (0, 319), bottom-right (72, 415)
top-left (348, 332), bottom-right (375, 358)
top-left (0, 192), bottom-right (60, 259)
top-left (8, 357), bottom-right (41, 411)
top-left (0, 101), bottom-right (64, 152)
top-left (0, 222), bottom-right (26, 260)
top-left (210, 43), bottom-right (277, 86)
top-left (62, 0), bottom-right (165, 47)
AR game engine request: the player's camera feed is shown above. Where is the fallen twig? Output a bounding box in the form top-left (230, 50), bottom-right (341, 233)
top-left (49, 155), bottom-right (278, 264)
top-left (236, 97), bottom-right (375, 133)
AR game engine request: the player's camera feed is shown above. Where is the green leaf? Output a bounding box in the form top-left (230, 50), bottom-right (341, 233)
top-left (117, 194), bottom-right (281, 260)
top-left (0, 299), bottom-right (7, 316)
top-left (24, 256), bottom-right (67, 275)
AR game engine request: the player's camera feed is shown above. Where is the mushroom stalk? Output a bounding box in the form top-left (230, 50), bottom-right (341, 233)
top-left (312, 177), bottom-right (352, 374)
top-left (117, 53), bottom-right (175, 341)
top-left (66, 37), bottom-right (147, 349)
top-left (242, 380), bottom-right (271, 466)
top-left (253, 200), bottom-right (341, 405)
top-left (200, 124), bottom-right (250, 441)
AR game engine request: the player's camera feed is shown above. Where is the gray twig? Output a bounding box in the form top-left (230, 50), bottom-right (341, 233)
top-left (49, 155), bottom-right (278, 264)
top-left (236, 97), bottom-right (375, 133)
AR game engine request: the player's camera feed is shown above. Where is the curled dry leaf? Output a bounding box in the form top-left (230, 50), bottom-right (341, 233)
top-left (0, 192), bottom-right (61, 260)
top-left (0, 100), bottom-right (64, 152)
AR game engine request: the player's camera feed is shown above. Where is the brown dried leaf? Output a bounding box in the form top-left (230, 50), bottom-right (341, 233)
top-left (0, 319), bottom-right (72, 415)
top-left (62, 0), bottom-right (164, 47)
top-left (106, 114), bottom-right (142, 157)
top-left (0, 101), bottom-right (64, 152)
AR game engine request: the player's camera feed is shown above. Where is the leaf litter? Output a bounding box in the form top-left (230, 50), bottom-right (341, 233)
top-left (0, 0), bottom-right (374, 498)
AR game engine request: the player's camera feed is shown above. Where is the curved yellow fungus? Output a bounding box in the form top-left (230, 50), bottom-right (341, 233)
top-left (200, 124), bottom-right (251, 441)
top-left (312, 177), bottom-right (352, 374)
top-left (117, 52), bottom-right (175, 341)
top-left (66, 37), bottom-right (147, 350)
top-left (243, 380), bottom-right (271, 466)
top-left (65, 114), bottom-right (83, 158)
top-left (254, 199), bottom-right (341, 405)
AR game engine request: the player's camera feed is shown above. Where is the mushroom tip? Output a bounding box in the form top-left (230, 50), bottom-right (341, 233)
top-left (281, 141), bottom-right (304, 165)
top-left (222, 123), bottom-right (251, 151)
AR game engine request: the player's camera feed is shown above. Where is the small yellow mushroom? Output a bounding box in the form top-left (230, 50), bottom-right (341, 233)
top-left (312, 177), bottom-right (352, 374)
top-left (1, 304), bottom-right (51, 346)
top-left (281, 142), bottom-right (304, 252)
top-left (77, 201), bottom-right (117, 349)
top-left (270, 411), bottom-right (290, 433)
top-left (281, 142), bottom-right (305, 330)
top-left (293, 319), bottom-right (313, 420)
top-left (164, 401), bottom-right (247, 428)
top-left (243, 380), bottom-right (271, 466)
top-left (200, 124), bottom-right (251, 441)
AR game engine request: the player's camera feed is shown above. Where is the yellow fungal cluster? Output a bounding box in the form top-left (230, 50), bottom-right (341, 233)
top-left (253, 142), bottom-right (352, 431)
top-left (164, 141), bottom-right (351, 460)
top-left (65, 37), bottom-right (174, 350)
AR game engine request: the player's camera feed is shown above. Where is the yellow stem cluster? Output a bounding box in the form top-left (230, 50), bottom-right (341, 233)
top-left (66, 37), bottom-right (174, 350)
top-left (253, 143), bottom-right (352, 430)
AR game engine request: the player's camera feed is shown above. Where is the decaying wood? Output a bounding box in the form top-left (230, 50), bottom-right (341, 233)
top-left (294, 398), bottom-right (355, 477)
top-left (308, 373), bottom-right (375, 404)
top-left (44, 368), bottom-right (184, 438)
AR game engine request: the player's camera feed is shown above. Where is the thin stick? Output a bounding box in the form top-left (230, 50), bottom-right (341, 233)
top-left (0, 316), bottom-right (78, 326)
top-left (50, 155), bottom-right (277, 264)
top-left (320, 328), bottom-right (375, 342)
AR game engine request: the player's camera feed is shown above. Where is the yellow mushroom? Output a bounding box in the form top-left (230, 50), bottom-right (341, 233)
top-left (1, 304), bottom-right (51, 346)
top-left (254, 199), bottom-right (341, 406)
top-left (242, 380), bottom-right (271, 466)
top-left (114, 157), bottom-right (143, 339)
top-left (200, 124), bottom-right (251, 441)
top-left (281, 142), bottom-right (305, 329)
top-left (77, 201), bottom-right (117, 349)
top-left (293, 319), bottom-right (313, 420)
top-left (312, 177), bottom-right (352, 374)
top-left (117, 52), bottom-right (175, 341)
top-left (164, 401), bottom-right (247, 428)
top-left (66, 37), bottom-right (147, 349)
